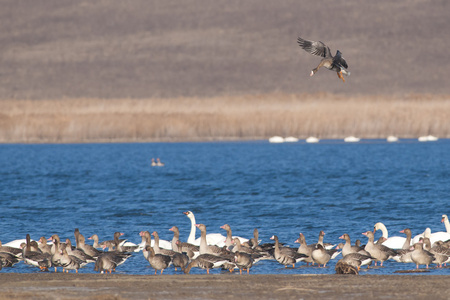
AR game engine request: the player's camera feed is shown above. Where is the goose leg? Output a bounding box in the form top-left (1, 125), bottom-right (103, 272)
top-left (337, 71), bottom-right (345, 82)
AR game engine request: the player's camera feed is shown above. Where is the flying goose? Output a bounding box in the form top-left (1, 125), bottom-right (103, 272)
top-left (297, 36), bottom-right (350, 82)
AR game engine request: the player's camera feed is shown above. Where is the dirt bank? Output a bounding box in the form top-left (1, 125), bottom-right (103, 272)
top-left (0, 273), bottom-right (449, 300)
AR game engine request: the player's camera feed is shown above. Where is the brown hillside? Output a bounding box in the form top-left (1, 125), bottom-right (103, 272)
top-left (1, 0), bottom-right (449, 99)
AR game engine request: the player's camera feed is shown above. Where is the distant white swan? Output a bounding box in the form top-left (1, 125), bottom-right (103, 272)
top-left (269, 136), bottom-right (284, 143)
top-left (418, 135), bottom-right (438, 142)
top-left (306, 136), bottom-right (319, 143)
top-left (387, 136), bottom-right (398, 142)
top-left (344, 136), bottom-right (360, 142)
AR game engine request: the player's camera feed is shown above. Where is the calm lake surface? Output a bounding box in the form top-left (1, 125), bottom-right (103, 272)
top-left (1, 140), bottom-right (449, 275)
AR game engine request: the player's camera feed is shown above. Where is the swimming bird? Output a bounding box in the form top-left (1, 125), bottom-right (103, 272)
top-left (297, 36), bottom-right (350, 82)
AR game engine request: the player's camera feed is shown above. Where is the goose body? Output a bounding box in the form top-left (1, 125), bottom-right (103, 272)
top-left (270, 235), bottom-right (308, 268)
top-left (297, 36), bottom-right (350, 82)
top-left (362, 231), bottom-right (396, 266)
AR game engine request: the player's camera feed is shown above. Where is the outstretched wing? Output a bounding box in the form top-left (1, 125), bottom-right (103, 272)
top-left (297, 37), bottom-right (331, 58)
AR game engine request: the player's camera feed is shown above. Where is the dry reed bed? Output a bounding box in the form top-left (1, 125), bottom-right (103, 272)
top-left (0, 94), bottom-right (449, 143)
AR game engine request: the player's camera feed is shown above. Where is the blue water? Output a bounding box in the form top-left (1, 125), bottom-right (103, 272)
top-left (1, 140), bottom-right (449, 275)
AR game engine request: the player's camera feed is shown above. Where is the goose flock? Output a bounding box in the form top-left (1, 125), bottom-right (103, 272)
top-left (1, 212), bottom-right (449, 275)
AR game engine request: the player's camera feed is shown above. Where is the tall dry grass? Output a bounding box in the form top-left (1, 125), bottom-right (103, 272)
top-left (0, 93), bottom-right (449, 143)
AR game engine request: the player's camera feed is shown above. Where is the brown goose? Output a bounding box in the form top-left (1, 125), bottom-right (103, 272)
top-left (171, 242), bottom-right (190, 272)
top-left (152, 231), bottom-right (177, 258)
top-left (169, 226), bottom-right (199, 258)
top-left (0, 240), bottom-right (22, 258)
top-left (77, 234), bottom-right (102, 259)
top-left (234, 252), bottom-right (253, 274)
top-left (88, 234), bottom-right (101, 249)
top-left (294, 233), bottom-right (315, 265)
top-left (220, 224), bottom-right (234, 248)
top-left (50, 238), bottom-right (64, 272)
top-left (340, 252), bottom-right (373, 270)
top-left (232, 238), bottom-right (270, 263)
top-left (362, 231), bottom-right (396, 266)
top-left (270, 235), bottom-right (308, 268)
top-left (196, 224), bottom-right (229, 256)
top-left (423, 237), bottom-right (450, 267)
top-left (311, 244), bottom-right (331, 267)
top-left (339, 233), bottom-right (368, 257)
top-left (143, 246), bottom-right (171, 275)
top-left (94, 242), bottom-right (132, 273)
top-left (297, 36), bottom-right (350, 82)
top-left (247, 228), bottom-right (261, 249)
top-left (22, 234), bottom-right (51, 271)
top-left (184, 253), bottom-right (231, 274)
top-left (65, 239), bottom-right (96, 264)
top-left (59, 247), bottom-right (82, 273)
top-left (392, 229), bottom-right (414, 263)
top-left (0, 251), bottom-right (20, 267)
top-left (37, 237), bottom-right (52, 255)
top-left (411, 242), bottom-right (434, 269)
top-left (94, 253), bottom-right (118, 274)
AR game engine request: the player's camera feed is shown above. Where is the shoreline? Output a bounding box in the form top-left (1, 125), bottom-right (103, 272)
top-left (0, 273), bottom-right (449, 299)
top-left (1, 94), bottom-right (449, 143)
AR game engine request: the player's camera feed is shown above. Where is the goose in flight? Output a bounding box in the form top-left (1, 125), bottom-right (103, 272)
top-left (297, 36), bottom-right (350, 82)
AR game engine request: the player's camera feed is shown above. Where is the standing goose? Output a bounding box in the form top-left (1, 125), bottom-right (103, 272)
top-left (184, 253), bottom-right (231, 274)
top-left (152, 231), bottom-right (177, 257)
top-left (311, 244), bottom-right (331, 267)
top-left (392, 229), bottom-right (414, 263)
top-left (234, 252), bottom-right (253, 274)
top-left (65, 239), bottom-right (96, 264)
top-left (77, 234), bottom-right (102, 259)
top-left (22, 234), bottom-right (51, 271)
top-left (422, 237), bottom-right (450, 268)
top-left (339, 233), bottom-right (368, 257)
top-left (297, 36), bottom-right (350, 82)
top-left (247, 228), bottom-right (261, 249)
top-left (171, 241), bottom-right (190, 271)
top-left (411, 242), bottom-right (434, 269)
top-left (59, 247), bottom-right (82, 273)
top-left (362, 231), bottom-right (396, 266)
top-left (143, 246), bottom-right (172, 275)
top-left (169, 226), bottom-right (199, 257)
top-left (231, 238), bottom-right (270, 263)
top-left (37, 237), bottom-right (52, 255)
top-left (270, 235), bottom-right (308, 268)
top-left (294, 233), bottom-right (314, 265)
top-left (196, 224), bottom-right (229, 256)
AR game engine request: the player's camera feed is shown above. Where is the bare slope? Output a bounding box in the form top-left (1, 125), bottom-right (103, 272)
top-left (1, 0), bottom-right (449, 99)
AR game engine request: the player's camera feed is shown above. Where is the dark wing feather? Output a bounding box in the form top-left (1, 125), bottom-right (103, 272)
top-left (297, 37), bottom-right (331, 58)
top-left (334, 51), bottom-right (348, 69)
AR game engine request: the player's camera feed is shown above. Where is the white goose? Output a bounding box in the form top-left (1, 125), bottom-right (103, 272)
top-left (373, 222), bottom-right (408, 249)
top-left (184, 211), bottom-right (246, 247)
